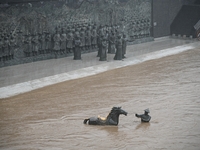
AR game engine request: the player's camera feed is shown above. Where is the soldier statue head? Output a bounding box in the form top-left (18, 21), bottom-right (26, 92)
top-left (144, 108), bottom-right (150, 115)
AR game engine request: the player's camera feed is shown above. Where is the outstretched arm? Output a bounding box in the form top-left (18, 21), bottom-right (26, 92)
top-left (135, 114), bottom-right (142, 118)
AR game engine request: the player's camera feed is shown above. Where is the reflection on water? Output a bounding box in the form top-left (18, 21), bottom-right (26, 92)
top-left (0, 48), bottom-right (200, 150)
top-left (135, 122), bottom-right (150, 130)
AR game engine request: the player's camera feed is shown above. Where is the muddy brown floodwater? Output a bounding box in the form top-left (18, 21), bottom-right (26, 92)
top-left (0, 48), bottom-right (200, 150)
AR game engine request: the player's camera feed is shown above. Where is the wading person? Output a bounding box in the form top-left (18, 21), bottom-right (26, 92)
top-left (135, 108), bottom-right (151, 122)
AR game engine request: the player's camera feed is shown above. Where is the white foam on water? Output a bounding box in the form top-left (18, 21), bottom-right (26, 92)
top-left (0, 44), bottom-right (196, 99)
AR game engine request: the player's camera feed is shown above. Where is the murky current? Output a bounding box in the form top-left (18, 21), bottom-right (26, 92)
top-left (0, 48), bottom-right (200, 150)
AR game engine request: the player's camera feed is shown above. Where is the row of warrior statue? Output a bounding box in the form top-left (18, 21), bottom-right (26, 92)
top-left (0, 23), bottom-right (127, 62)
top-left (0, 34), bottom-right (16, 62)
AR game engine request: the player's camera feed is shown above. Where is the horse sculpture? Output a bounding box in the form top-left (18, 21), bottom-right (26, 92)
top-left (83, 107), bottom-right (128, 125)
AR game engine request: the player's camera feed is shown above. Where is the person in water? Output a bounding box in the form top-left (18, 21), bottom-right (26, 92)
top-left (135, 108), bottom-right (151, 122)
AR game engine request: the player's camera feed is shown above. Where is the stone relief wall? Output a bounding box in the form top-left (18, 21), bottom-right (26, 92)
top-left (0, 0), bottom-right (153, 67)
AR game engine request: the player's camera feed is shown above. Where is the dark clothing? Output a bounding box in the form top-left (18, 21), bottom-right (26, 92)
top-left (108, 34), bottom-right (116, 54)
top-left (114, 38), bottom-right (122, 60)
top-left (74, 39), bottom-right (81, 60)
top-left (122, 37), bottom-right (127, 58)
top-left (99, 40), bottom-right (107, 61)
top-left (97, 37), bottom-right (102, 57)
top-left (135, 114), bottom-right (151, 122)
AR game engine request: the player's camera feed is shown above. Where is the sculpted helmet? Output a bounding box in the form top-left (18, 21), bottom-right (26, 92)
top-left (144, 108), bottom-right (150, 113)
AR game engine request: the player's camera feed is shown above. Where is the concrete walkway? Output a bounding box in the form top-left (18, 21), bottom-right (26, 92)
top-left (0, 37), bottom-right (199, 98)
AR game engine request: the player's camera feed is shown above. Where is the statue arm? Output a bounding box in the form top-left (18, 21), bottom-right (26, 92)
top-left (135, 114), bottom-right (142, 118)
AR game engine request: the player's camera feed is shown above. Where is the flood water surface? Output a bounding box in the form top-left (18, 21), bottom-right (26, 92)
top-left (0, 48), bottom-right (200, 150)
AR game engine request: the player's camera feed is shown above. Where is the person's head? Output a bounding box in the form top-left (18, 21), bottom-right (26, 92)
top-left (144, 108), bottom-right (150, 115)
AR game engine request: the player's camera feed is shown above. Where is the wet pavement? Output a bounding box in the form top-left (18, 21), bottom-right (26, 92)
top-left (0, 37), bottom-right (200, 150)
top-left (0, 37), bottom-right (200, 98)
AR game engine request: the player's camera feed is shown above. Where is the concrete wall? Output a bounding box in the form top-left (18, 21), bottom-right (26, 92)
top-left (152, 0), bottom-right (183, 38)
